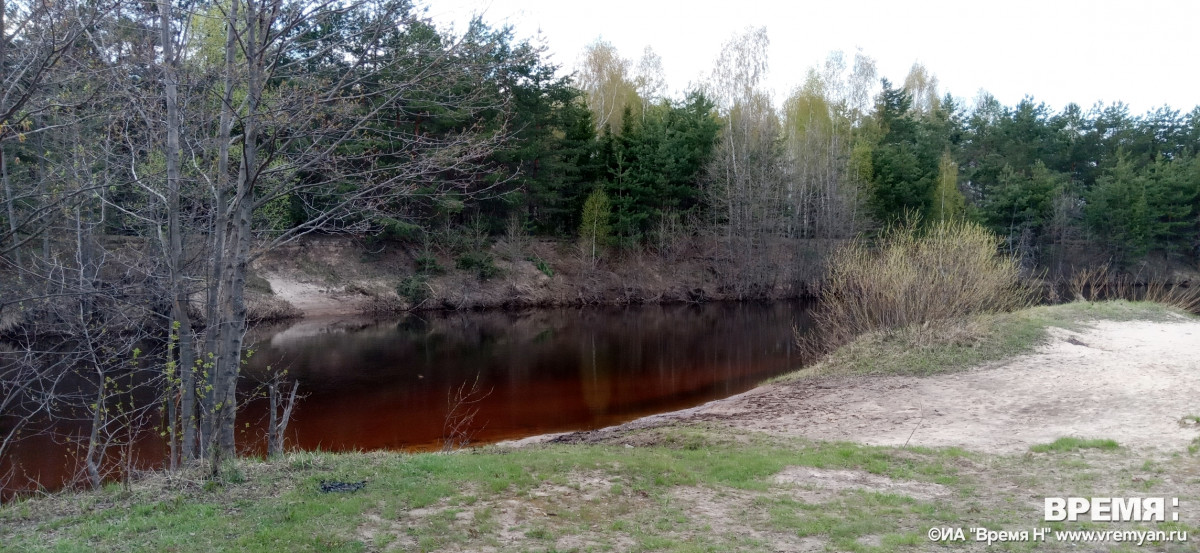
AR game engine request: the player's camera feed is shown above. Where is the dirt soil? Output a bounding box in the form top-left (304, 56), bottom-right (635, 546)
top-left (544, 318), bottom-right (1200, 455)
top-left (250, 235), bottom-right (828, 317)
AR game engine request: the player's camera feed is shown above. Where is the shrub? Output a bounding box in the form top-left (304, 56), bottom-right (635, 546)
top-left (528, 256), bottom-right (554, 278)
top-left (456, 252), bottom-right (501, 280)
top-left (415, 253), bottom-right (443, 275)
top-left (813, 218), bottom-right (1032, 348)
top-left (246, 295), bottom-right (303, 322)
top-left (1068, 264), bottom-right (1200, 314)
top-left (245, 272), bottom-right (275, 294)
top-left (377, 217), bottom-right (423, 241)
top-left (364, 217), bottom-right (422, 253)
top-left (397, 275), bottom-right (430, 305)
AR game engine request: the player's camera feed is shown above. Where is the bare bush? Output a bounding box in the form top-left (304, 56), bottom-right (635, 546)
top-left (810, 218), bottom-right (1033, 349)
top-left (442, 373), bottom-right (492, 451)
top-left (1069, 265), bottom-right (1200, 314)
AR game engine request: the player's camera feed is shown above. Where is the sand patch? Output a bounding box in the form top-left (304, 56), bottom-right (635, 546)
top-left (773, 466), bottom-right (949, 501)
top-left (261, 273), bottom-right (370, 318)
top-left (698, 319), bottom-right (1200, 454)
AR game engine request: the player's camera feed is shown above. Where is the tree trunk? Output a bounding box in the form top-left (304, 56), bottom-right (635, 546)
top-left (159, 0), bottom-right (197, 467)
top-left (1, 148), bottom-right (20, 281)
top-left (0, 0), bottom-right (16, 279)
top-left (199, 0), bottom-right (239, 462)
top-left (267, 379), bottom-right (298, 458)
top-left (211, 0), bottom-right (261, 466)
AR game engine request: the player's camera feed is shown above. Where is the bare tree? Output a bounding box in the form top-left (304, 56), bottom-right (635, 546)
top-left (701, 27), bottom-right (789, 298)
top-left (577, 39), bottom-right (640, 132)
top-left (191, 0), bottom-right (514, 471)
top-left (1, 0), bottom-right (522, 489)
top-left (1, 0), bottom-right (114, 269)
top-left (0, 337), bottom-right (70, 500)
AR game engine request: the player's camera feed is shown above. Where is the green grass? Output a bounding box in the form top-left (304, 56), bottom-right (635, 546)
top-left (12, 426), bottom-right (1182, 553)
top-left (0, 430), bottom-right (970, 553)
top-left (765, 492), bottom-right (927, 551)
top-left (775, 300), bottom-right (1189, 381)
top-left (1030, 437), bottom-right (1121, 453)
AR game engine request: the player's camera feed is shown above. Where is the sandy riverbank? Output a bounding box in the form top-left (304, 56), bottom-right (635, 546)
top-left (530, 312), bottom-right (1200, 455)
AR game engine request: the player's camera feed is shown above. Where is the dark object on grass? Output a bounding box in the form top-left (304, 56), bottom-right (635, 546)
top-left (319, 479), bottom-right (367, 493)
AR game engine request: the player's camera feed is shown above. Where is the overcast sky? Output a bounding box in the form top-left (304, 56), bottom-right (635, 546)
top-left (426, 0), bottom-right (1199, 115)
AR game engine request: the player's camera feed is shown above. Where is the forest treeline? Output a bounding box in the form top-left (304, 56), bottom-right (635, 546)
top-left (1, 0), bottom-right (1198, 489)
top-left (5, 4), bottom-right (1199, 272)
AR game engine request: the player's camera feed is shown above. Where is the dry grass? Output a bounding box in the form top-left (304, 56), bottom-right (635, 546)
top-left (245, 294), bottom-right (303, 323)
top-left (807, 219), bottom-right (1033, 350)
top-left (1068, 264), bottom-right (1200, 314)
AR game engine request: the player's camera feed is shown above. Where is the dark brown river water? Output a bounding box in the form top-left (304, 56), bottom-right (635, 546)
top-left (1, 301), bottom-right (812, 498)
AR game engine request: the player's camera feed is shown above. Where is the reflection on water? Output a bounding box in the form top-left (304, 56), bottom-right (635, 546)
top-left (244, 301), bottom-right (813, 450)
top-left (1, 301), bottom-right (812, 497)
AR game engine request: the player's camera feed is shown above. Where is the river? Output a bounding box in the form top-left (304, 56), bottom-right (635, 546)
top-left (1, 300), bottom-right (812, 498)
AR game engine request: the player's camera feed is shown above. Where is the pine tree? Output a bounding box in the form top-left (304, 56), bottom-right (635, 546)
top-left (868, 79), bottom-right (939, 221)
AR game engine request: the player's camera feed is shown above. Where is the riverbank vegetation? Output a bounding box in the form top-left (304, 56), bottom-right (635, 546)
top-left (810, 218), bottom-right (1033, 349)
top-left (2, 0), bottom-right (1199, 503)
top-left (797, 214), bottom-right (1198, 377)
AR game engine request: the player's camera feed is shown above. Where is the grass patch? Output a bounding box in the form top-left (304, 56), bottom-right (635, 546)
top-left (1030, 437), bottom-right (1121, 453)
top-left (5, 425), bottom-right (1200, 552)
top-left (776, 300), bottom-right (1185, 381)
top-left (0, 431), bottom-right (965, 553)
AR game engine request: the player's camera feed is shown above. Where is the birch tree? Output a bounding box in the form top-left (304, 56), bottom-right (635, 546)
top-left (577, 39), bottom-right (640, 133)
top-left (903, 62), bottom-right (940, 117)
top-left (933, 150), bottom-right (965, 222)
top-left (702, 27), bottom-right (787, 297)
top-left (633, 46), bottom-right (666, 112)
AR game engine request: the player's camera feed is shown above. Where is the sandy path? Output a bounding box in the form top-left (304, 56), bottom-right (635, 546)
top-left (549, 318), bottom-right (1200, 455)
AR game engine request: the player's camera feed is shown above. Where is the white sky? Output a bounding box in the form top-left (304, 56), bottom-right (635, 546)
top-left (426, 0), bottom-right (1199, 115)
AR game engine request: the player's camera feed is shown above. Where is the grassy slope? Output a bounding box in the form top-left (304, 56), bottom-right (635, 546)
top-left (778, 300), bottom-right (1189, 381)
top-left (2, 301), bottom-right (1197, 553)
